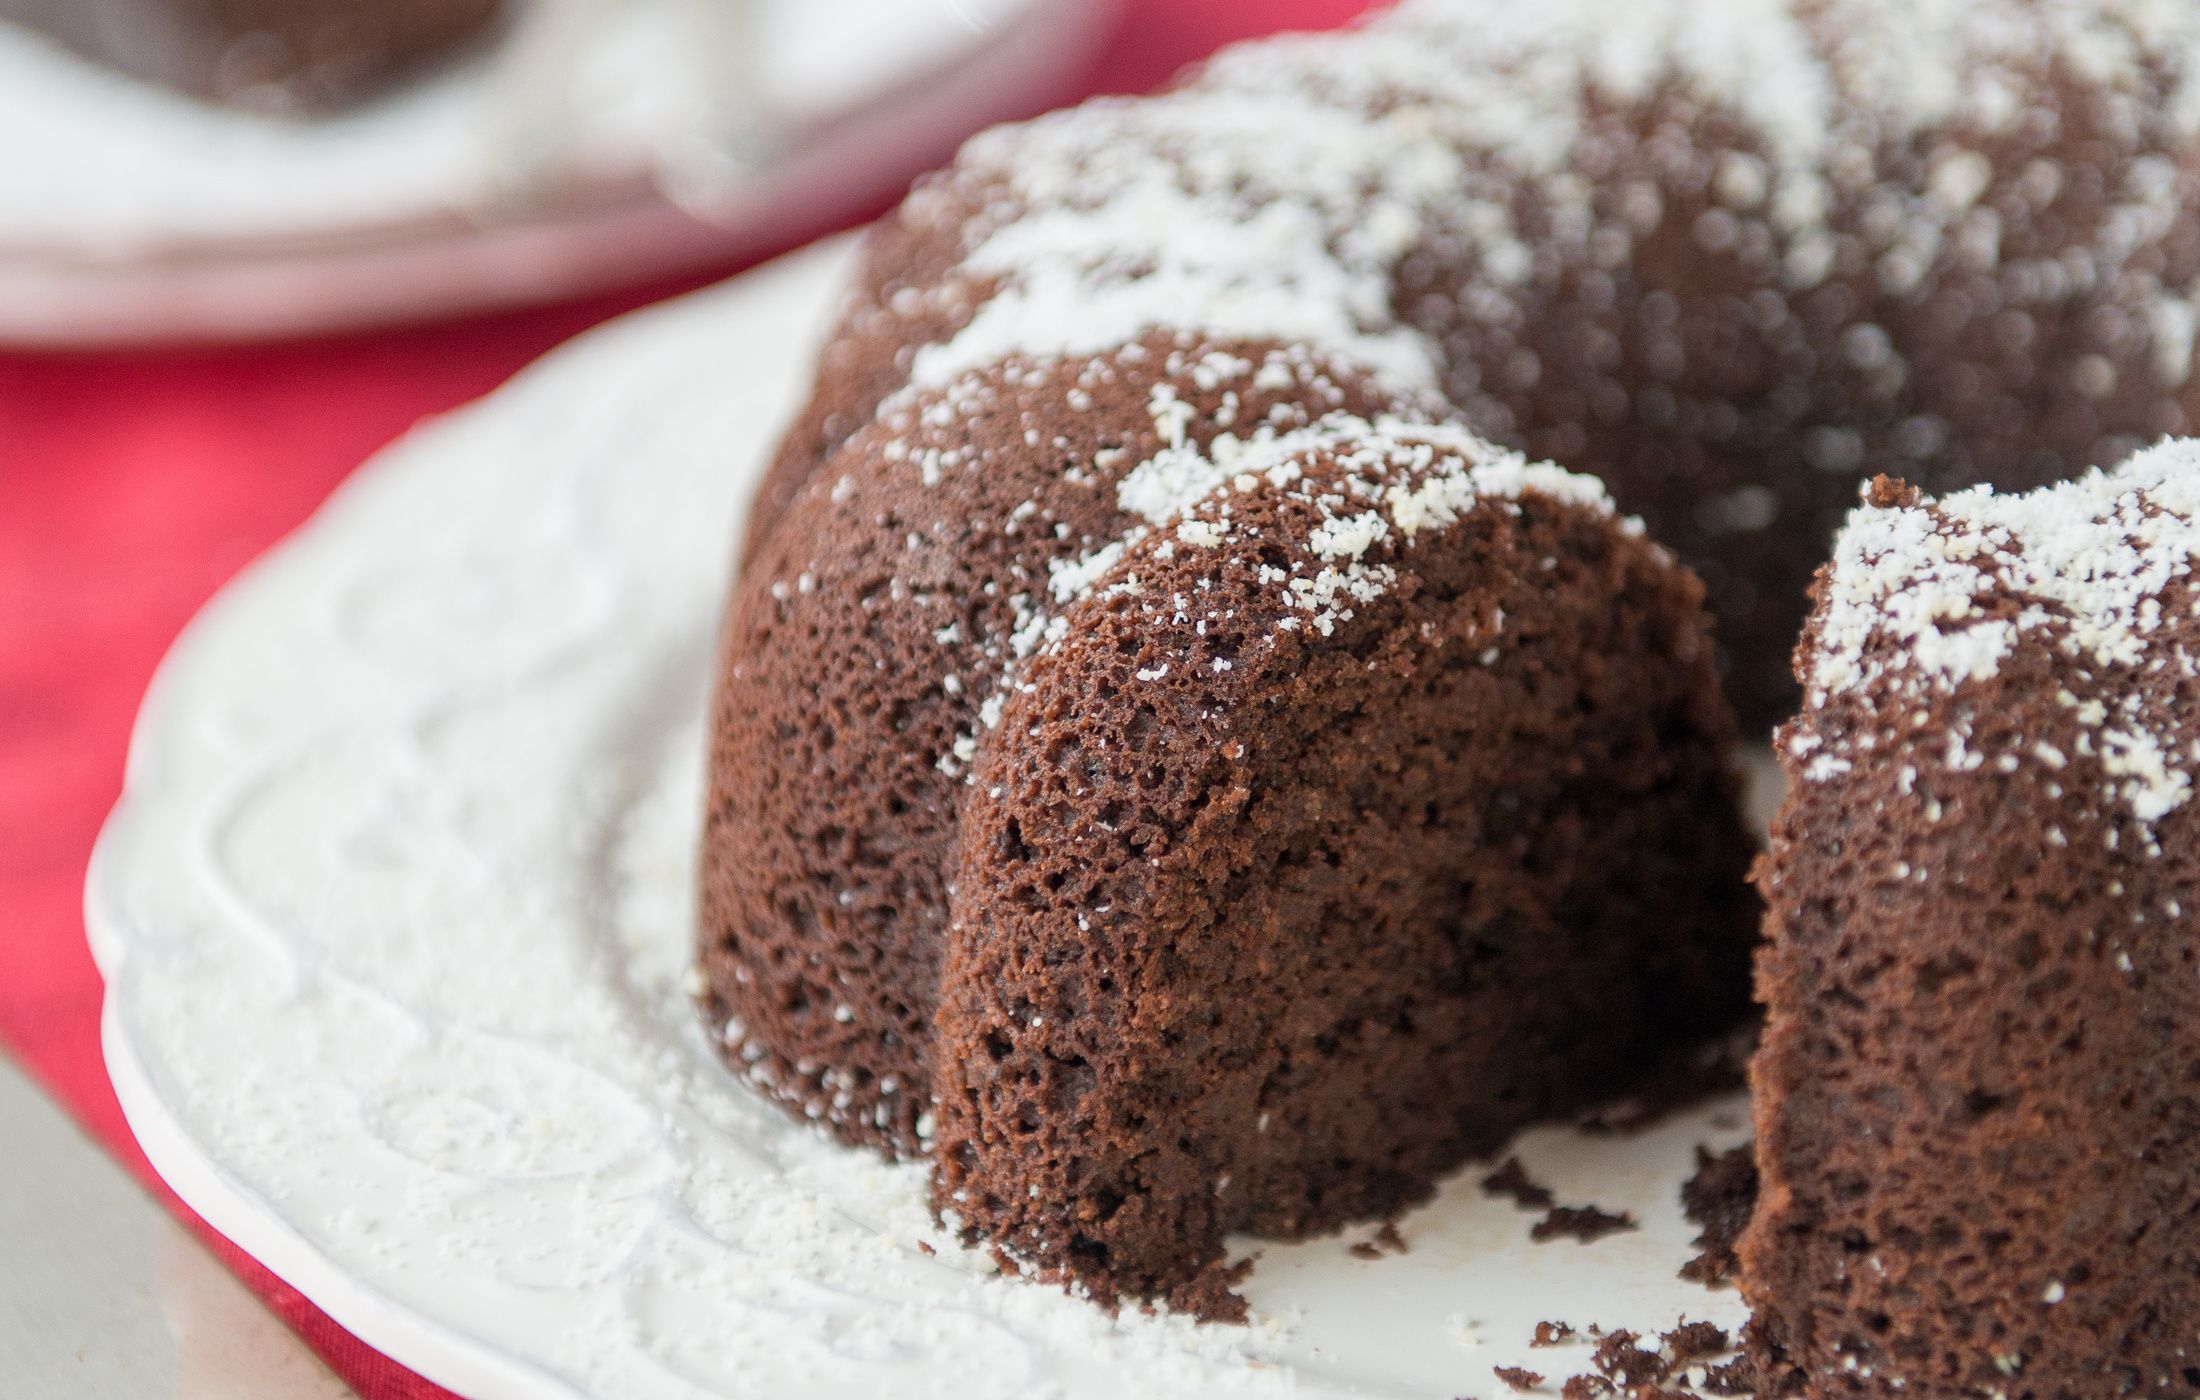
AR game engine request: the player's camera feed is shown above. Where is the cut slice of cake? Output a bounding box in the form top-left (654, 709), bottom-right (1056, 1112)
top-left (1744, 443), bottom-right (2200, 1395)
top-left (703, 362), bottom-right (1759, 1313)
top-left (924, 414), bottom-right (1757, 1311)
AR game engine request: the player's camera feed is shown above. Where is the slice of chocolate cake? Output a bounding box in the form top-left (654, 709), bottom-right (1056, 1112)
top-left (1743, 444), bottom-right (2200, 1395)
top-left (1, 0), bottom-right (502, 112)
top-left (920, 414), bottom-right (1756, 1310)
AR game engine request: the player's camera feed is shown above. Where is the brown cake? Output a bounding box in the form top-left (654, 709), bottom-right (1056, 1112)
top-left (1744, 444), bottom-right (2200, 1396)
top-left (702, 0), bottom-right (2200, 1324)
top-left (0, 0), bottom-right (502, 111)
top-left (747, 0), bottom-right (2200, 728)
top-left (710, 387), bottom-right (1756, 1310)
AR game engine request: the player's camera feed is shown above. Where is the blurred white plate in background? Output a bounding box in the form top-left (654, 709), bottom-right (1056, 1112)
top-left (0, 0), bottom-right (1111, 344)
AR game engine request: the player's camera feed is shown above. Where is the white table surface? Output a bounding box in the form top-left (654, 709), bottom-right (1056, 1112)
top-left (0, 1055), bottom-right (359, 1399)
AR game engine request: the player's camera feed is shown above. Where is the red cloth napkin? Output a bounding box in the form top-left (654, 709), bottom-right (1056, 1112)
top-left (0, 3), bottom-right (1371, 1395)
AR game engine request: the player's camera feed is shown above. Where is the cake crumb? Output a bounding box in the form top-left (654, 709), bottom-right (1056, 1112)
top-left (1533, 1321), bottom-right (1577, 1347)
top-left (1485, 1156), bottom-right (1638, 1244)
top-left (1346, 1221), bottom-right (1408, 1259)
top-left (1495, 1365), bottom-right (1546, 1392)
top-left (1591, 1330), bottom-right (1666, 1388)
top-left (1153, 1255), bottom-right (1255, 1323)
top-left (1665, 1321), bottom-right (1729, 1362)
top-left (1555, 1318), bottom-right (1793, 1399)
top-left (1482, 1156), bottom-right (1556, 1210)
top-left (1532, 1205), bottom-right (1638, 1244)
top-left (1678, 1145), bottom-right (1758, 1285)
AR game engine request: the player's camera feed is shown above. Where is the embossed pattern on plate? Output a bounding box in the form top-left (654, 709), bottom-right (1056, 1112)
top-left (89, 237), bottom-right (1753, 1400)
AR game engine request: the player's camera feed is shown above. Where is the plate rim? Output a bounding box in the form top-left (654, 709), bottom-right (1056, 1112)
top-left (83, 238), bottom-right (861, 1400)
top-left (82, 226), bottom-right (1757, 1400)
top-left (0, 0), bottom-right (1114, 345)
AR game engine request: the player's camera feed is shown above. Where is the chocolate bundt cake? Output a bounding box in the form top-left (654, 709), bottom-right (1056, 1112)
top-left (709, 380), bottom-right (1757, 1309)
top-left (0, 0), bottom-right (501, 111)
top-left (925, 418), bottom-right (1756, 1311)
top-left (702, 0), bottom-right (2200, 1322)
top-left (747, 0), bottom-right (2200, 728)
top-left (1746, 446), bottom-right (2200, 1395)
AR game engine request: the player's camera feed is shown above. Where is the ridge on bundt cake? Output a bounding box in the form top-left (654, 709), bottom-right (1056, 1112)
top-left (748, 0), bottom-right (2200, 728)
top-left (701, 0), bottom-right (2200, 1322)
top-left (924, 414), bottom-right (1756, 1312)
top-left (706, 356), bottom-right (1757, 1310)
top-left (1745, 444), bottom-right (2200, 1396)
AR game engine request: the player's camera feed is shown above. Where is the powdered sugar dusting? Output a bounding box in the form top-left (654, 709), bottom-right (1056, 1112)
top-left (910, 90), bottom-right (1457, 395)
top-left (1799, 438), bottom-right (2200, 824)
top-left (900, 0), bottom-right (2200, 426)
top-left (1096, 414), bottom-right (1615, 638)
top-left (925, 405), bottom-right (1627, 780)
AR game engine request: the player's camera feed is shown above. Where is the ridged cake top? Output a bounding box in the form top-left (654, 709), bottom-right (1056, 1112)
top-left (906, 87), bottom-right (1457, 395)
top-left (925, 379), bottom-right (1632, 780)
top-left (1075, 408), bottom-right (1625, 628)
top-left (905, 0), bottom-right (2200, 402)
top-left (1796, 437), bottom-right (2200, 824)
top-left (821, 0), bottom-right (2200, 788)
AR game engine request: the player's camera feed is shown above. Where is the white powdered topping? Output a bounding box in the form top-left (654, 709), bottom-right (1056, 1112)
top-left (872, 0), bottom-right (2200, 805)
top-left (911, 89), bottom-right (1458, 394)
top-left (1808, 441), bottom-right (2200, 698)
top-left (897, 0), bottom-right (2200, 421)
top-left (927, 412), bottom-right (1622, 781)
top-left (1801, 438), bottom-right (2200, 823)
top-left (1116, 430), bottom-right (1235, 526)
top-left (1047, 539), bottom-right (1127, 603)
top-left (1811, 0), bottom-right (2200, 144)
top-left (1392, 0), bottom-right (1836, 173)
top-left (1087, 414), bottom-right (1617, 641)
top-left (1176, 519), bottom-right (1230, 549)
top-left (1310, 511), bottom-right (1390, 561)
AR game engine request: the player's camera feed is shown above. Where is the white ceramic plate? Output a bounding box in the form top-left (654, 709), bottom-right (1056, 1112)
top-left (0, 0), bottom-right (1108, 344)
top-left (88, 236), bottom-right (1757, 1400)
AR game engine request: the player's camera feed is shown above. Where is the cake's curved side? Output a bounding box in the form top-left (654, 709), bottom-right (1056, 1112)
top-left (927, 420), bottom-right (1755, 1311)
top-left (1742, 446), bottom-right (2200, 1395)
top-left (701, 338), bottom-right (1432, 1152)
top-left (742, 0), bottom-right (2200, 722)
top-left (701, 0), bottom-right (2200, 1323)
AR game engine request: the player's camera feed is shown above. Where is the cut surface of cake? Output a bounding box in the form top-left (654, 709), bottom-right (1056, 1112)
top-left (700, 0), bottom-right (2200, 1323)
top-left (707, 374), bottom-right (1757, 1309)
top-left (921, 414), bottom-right (1757, 1311)
top-left (748, 0), bottom-right (2200, 727)
top-left (1744, 442), bottom-right (2200, 1396)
